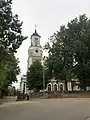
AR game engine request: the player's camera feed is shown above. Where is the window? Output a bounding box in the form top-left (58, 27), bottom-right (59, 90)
top-left (35, 38), bottom-right (38, 46)
top-left (35, 42), bottom-right (38, 46)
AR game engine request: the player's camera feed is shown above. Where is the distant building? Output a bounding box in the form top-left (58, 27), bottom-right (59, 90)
top-left (46, 78), bottom-right (80, 92)
top-left (20, 75), bottom-right (27, 94)
top-left (20, 29), bottom-right (80, 94)
top-left (20, 29), bottom-right (42, 94)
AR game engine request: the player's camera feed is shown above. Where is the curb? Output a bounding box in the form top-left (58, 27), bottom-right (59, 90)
top-left (0, 101), bottom-right (33, 107)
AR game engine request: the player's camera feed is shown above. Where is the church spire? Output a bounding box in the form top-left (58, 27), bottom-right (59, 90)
top-left (31, 27), bottom-right (41, 38)
top-left (35, 25), bottom-right (37, 33)
top-left (35, 28), bottom-right (37, 33)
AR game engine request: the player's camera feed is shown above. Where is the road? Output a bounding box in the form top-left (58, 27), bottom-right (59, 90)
top-left (0, 98), bottom-right (90, 120)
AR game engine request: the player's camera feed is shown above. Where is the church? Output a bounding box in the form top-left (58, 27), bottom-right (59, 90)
top-left (20, 29), bottom-right (43, 94)
top-left (20, 29), bottom-right (80, 94)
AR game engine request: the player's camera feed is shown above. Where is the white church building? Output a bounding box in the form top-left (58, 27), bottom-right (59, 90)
top-left (20, 29), bottom-right (80, 94)
top-left (20, 29), bottom-right (43, 94)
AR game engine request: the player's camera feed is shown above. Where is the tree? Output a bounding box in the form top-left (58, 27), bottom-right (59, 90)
top-left (44, 14), bottom-right (90, 91)
top-left (0, 0), bottom-right (27, 53)
top-left (44, 26), bottom-right (74, 91)
top-left (0, 46), bottom-right (20, 97)
top-left (67, 14), bottom-right (90, 90)
top-left (0, 0), bottom-right (27, 97)
top-left (27, 61), bottom-right (43, 91)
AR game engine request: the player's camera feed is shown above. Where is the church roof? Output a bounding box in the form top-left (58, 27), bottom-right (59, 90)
top-left (31, 29), bottom-right (41, 37)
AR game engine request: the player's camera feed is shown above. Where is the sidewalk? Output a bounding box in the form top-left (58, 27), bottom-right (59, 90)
top-left (0, 96), bottom-right (17, 104)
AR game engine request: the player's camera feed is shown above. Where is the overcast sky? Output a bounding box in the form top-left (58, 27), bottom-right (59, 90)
top-left (12, 0), bottom-right (90, 88)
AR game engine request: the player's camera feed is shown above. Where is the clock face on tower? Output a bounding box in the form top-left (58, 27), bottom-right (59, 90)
top-left (35, 49), bottom-right (38, 53)
top-left (29, 49), bottom-right (41, 57)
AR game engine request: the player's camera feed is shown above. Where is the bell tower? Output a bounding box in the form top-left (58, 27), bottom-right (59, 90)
top-left (28, 29), bottom-right (43, 68)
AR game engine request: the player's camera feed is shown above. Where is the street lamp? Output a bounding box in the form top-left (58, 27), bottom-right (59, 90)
top-left (42, 56), bottom-right (46, 98)
top-left (43, 66), bottom-right (45, 98)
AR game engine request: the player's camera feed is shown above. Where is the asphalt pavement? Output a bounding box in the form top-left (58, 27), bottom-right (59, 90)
top-left (0, 98), bottom-right (90, 120)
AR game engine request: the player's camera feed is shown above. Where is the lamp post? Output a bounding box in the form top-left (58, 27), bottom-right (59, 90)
top-left (43, 56), bottom-right (45, 98)
top-left (43, 67), bottom-right (45, 98)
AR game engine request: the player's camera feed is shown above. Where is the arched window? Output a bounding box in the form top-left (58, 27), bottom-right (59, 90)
top-left (54, 84), bottom-right (57, 91)
top-left (60, 84), bottom-right (63, 91)
top-left (48, 84), bottom-right (51, 91)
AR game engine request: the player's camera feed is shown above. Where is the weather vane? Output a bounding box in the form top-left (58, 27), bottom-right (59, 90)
top-left (35, 25), bottom-right (37, 29)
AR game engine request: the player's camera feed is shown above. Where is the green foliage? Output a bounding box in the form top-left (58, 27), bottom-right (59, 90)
top-left (27, 61), bottom-right (44, 91)
top-left (0, 46), bottom-right (20, 92)
top-left (0, 0), bottom-right (27, 52)
top-left (66, 14), bottom-right (90, 90)
top-left (0, 0), bottom-right (26, 95)
top-left (44, 26), bottom-right (74, 91)
top-left (44, 14), bottom-right (90, 91)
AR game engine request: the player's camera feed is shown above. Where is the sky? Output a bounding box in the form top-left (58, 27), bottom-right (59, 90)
top-left (12, 0), bottom-right (90, 88)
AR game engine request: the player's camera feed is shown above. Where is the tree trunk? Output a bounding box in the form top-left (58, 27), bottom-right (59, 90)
top-left (71, 82), bottom-right (74, 91)
top-left (0, 90), bottom-right (3, 98)
top-left (0, 90), bottom-right (1, 98)
top-left (65, 79), bottom-right (68, 91)
top-left (84, 80), bottom-right (86, 91)
top-left (71, 84), bottom-right (73, 91)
